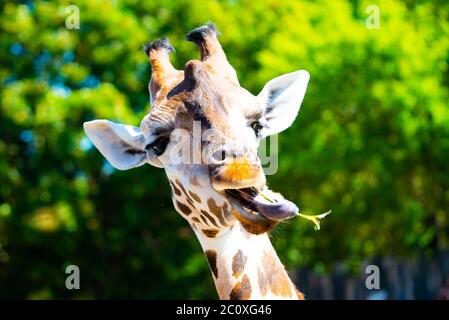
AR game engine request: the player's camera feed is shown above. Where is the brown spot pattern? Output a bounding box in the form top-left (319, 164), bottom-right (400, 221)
top-left (170, 181), bottom-right (182, 196)
top-left (190, 176), bottom-right (201, 186)
top-left (229, 274), bottom-right (252, 300)
top-left (176, 201), bottom-right (192, 216)
top-left (207, 198), bottom-right (229, 227)
top-left (200, 210), bottom-right (219, 228)
top-left (232, 250), bottom-right (247, 278)
top-left (262, 251), bottom-right (293, 297)
top-left (222, 203), bottom-right (231, 219)
top-left (240, 221), bottom-right (266, 235)
top-left (207, 198), bottom-right (222, 216)
top-left (231, 208), bottom-right (276, 235)
top-left (175, 179), bottom-right (195, 203)
top-left (202, 229), bottom-right (219, 238)
top-left (258, 268), bottom-right (268, 295)
top-left (186, 197), bottom-right (195, 207)
top-left (205, 250), bottom-right (218, 278)
top-left (200, 215), bottom-right (210, 226)
top-left (188, 191), bottom-right (202, 203)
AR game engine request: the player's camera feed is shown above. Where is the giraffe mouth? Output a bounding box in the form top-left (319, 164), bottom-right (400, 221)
top-left (225, 187), bottom-right (299, 222)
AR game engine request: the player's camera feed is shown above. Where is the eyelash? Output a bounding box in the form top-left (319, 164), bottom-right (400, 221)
top-left (146, 136), bottom-right (169, 156)
top-left (250, 121), bottom-right (264, 136)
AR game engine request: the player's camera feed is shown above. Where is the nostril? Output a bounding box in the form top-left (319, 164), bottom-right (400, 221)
top-left (220, 149), bottom-right (226, 161)
top-left (212, 148), bottom-right (227, 163)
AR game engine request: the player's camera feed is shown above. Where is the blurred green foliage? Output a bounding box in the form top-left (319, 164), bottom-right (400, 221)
top-left (0, 0), bottom-right (448, 299)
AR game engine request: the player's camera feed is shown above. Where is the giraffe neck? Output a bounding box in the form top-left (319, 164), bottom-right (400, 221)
top-left (193, 222), bottom-right (303, 300)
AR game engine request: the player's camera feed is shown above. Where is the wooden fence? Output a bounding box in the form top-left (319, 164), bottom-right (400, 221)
top-left (292, 251), bottom-right (449, 299)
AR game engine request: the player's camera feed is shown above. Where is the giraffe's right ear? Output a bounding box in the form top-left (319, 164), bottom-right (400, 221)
top-left (257, 70), bottom-right (310, 138)
top-left (83, 120), bottom-right (153, 170)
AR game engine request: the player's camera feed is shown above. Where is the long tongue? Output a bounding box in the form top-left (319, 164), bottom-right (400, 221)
top-left (238, 188), bottom-right (299, 221)
top-left (253, 193), bottom-right (299, 221)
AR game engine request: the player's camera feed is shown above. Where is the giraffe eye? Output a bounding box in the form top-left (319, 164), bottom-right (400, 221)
top-left (250, 121), bottom-right (264, 136)
top-left (146, 136), bottom-right (169, 156)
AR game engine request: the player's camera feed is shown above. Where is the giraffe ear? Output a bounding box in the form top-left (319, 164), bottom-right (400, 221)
top-left (257, 70), bottom-right (310, 137)
top-left (83, 120), bottom-right (150, 170)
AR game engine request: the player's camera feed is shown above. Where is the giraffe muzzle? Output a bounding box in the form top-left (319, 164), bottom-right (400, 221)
top-left (209, 157), bottom-right (266, 191)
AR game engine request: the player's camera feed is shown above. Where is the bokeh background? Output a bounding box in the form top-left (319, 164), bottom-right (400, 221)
top-left (1, 0), bottom-right (449, 299)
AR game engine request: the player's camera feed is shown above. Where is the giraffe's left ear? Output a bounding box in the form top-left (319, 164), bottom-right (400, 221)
top-left (257, 70), bottom-right (310, 137)
top-left (83, 120), bottom-right (151, 170)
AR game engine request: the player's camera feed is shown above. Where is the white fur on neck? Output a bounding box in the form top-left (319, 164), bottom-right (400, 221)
top-left (194, 222), bottom-right (298, 300)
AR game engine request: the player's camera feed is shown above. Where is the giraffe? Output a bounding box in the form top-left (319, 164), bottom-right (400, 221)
top-left (83, 23), bottom-right (310, 300)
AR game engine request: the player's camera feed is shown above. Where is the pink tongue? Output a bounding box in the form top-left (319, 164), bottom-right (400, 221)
top-left (254, 197), bottom-right (299, 221)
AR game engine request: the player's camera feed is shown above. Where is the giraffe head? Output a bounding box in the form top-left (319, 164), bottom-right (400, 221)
top-left (84, 23), bottom-right (309, 237)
